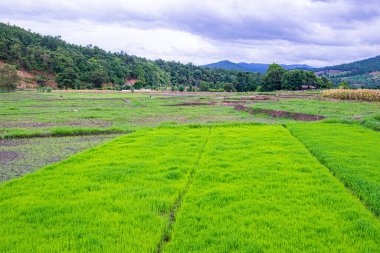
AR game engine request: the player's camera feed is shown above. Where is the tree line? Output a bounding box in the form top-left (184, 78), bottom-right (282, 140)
top-left (0, 23), bottom-right (332, 92)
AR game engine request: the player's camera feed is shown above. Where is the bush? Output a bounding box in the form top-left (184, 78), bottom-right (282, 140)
top-left (178, 85), bottom-right (185, 92)
top-left (0, 63), bottom-right (19, 92)
top-left (338, 81), bottom-right (349, 89)
top-left (223, 83), bottom-right (235, 92)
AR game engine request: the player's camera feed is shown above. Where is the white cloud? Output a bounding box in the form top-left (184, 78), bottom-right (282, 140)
top-left (1, 0), bottom-right (380, 66)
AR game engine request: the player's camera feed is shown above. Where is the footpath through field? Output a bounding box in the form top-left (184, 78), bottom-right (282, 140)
top-left (0, 124), bottom-right (379, 252)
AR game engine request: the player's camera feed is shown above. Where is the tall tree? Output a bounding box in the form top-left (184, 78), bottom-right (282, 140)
top-left (281, 70), bottom-right (305, 90)
top-left (55, 67), bottom-right (79, 90)
top-left (262, 63), bottom-right (286, 91)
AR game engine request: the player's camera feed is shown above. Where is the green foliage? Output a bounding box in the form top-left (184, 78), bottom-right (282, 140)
top-left (281, 70), bottom-right (321, 90)
top-left (198, 81), bottom-right (212, 91)
top-left (55, 67), bottom-right (79, 89)
top-left (178, 85), bottom-right (185, 92)
top-left (281, 69), bottom-right (306, 90)
top-left (133, 80), bottom-right (144, 90)
top-left (0, 23), bottom-right (267, 90)
top-left (0, 63), bottom-right (19, 92)
top-left (262, 63), bottom-right (286, 91)
top-left (320, 76), bottom-right (333, 89)
top-left (223, 83), bottom-right (235, 92)
top-left (316, 55), bottom-right (380, 88)
top-left (288, 123), bottom-right (380, 216)
top-left (339, 81), bottom-right (350, 89)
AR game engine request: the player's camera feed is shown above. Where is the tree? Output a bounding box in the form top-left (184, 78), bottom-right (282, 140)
top-left (198, 81), bottom-right (211, 91)
top-left (223, 83), bottom-right (235, 92)
top-left (304, 71), bottom-right (319, 87)
top-left (339, 81), bottom-right (349, 89)
top-left (262, 63), bottom-right (286, 91)
top-left (0, 63), bottom-right (19, 92)
top-left (281, 70), bottom-right (305, 90)
top-left (55, 67), bottom-right (79, 90)
top-left (320, 77), bottom-right (333, 89)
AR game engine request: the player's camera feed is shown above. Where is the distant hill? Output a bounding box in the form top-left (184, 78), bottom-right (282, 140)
top-left (204, 60), bottom-right (313, 73)
top-left (0, 22), bottom-right (262, 91)
top-left (314, 55), bottom-right (380, 88)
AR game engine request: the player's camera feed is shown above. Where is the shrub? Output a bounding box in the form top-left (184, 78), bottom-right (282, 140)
top-left (338, 81), bottom-right (349, 89)
top-left (178, 85), bottom-right (185, 92)
top-left (0, 63), bottom-right (19, 92)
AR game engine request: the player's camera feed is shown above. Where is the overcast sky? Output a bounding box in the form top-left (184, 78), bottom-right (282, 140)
top-left (1, 0), bottom-right (380, 67)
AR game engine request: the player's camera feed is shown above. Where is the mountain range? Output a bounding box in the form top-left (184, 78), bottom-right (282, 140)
top-left (204, 57), bottom-right (380, 88)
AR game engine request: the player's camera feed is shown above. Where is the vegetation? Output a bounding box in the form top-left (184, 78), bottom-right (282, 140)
top-left (1, 90), bottom-right (380, 251)
top-left (322, 89), bottom-right (380, 102)
top-left (0, 127), bottom-right (210, 252)
top-left (1, 125), bottom-right (380, 252)
top-left (0, 23), bottom-right (333, 92)
top-left (262, 63), bottom-right (286, 91)
top-left (0, 63), bottom-right (19, 92)
top-left (0, 23), bottom-right (264, 91)
top-left (164, 125), bottom-right (380, 252)
top-left (288, 123), bottom-right (380, 216)
top-left (315, 55), bottom-right (380, 88)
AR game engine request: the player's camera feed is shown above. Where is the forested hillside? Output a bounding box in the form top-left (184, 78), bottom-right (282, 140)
top-left (315, 55), bottom-right (380, 88)
top-left (0, 23), bottom-right (263, 91)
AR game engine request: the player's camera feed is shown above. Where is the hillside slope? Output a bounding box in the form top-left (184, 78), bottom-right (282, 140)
top-left (0, 23), bottom-right (261, 90)
top-left (315, 55), bottom-right (380, 88)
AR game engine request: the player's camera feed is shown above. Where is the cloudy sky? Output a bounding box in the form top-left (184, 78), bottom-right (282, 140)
top-left (1, 0), bottom-right (380, 67)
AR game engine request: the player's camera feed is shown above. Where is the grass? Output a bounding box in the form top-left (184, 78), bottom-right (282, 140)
top-left (2, 125), bottom-right (378, 252)
top-left (163, 125), bottom-right (380, 252)
top-left (0, 126), bottom-right (210, 252)
top-left (287, 123), bottom-right (380, 217)
top-left (249, 98), bottom-right (380, 129)
top-left (0, 126), bottom-right (125, 139)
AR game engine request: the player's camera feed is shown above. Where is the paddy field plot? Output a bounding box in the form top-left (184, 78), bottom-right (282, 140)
top-left (288, 123), bottom-right (380, 217)
top-left (0, 124), bottom-right (379, 252)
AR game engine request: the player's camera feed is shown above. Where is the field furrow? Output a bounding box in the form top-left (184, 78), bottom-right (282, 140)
top-left (163, 125), bottom-right (380, 252)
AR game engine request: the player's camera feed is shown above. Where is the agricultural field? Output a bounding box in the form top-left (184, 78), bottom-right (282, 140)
top-left (1, 90), bottom-right (380, 252)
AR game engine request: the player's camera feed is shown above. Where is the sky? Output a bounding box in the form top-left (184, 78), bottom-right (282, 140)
top-left (1, 0), bottom-right (380, 67)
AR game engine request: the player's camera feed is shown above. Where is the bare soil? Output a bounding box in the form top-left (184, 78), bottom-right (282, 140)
top-left (234, 105), bottom-right (325, 121)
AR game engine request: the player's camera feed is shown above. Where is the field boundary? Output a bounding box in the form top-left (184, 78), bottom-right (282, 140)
top-left (283, 124), bottom-right (378, 218)
top-left (156, 126), bottom-right (212, 252)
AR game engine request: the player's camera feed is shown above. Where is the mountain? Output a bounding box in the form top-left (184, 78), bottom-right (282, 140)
top-left (204, 60), bottom-right (313, 73)
top-left (314, 55), bottom-right (380, 88)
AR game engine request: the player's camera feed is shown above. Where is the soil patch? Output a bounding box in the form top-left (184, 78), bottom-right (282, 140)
top-left (0, 151), bottom-right (19, 164)
top-left (234, 105), bottom-right (325, 121)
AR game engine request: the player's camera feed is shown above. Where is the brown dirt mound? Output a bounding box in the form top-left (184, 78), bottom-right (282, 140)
top-left (234, 105), bottom-right (325, 121)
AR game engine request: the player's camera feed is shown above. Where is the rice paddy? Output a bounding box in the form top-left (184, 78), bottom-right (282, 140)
top-left (1, 91), bottom-right (380, 252)
top-left (1, 124), bottom-right (379, 252)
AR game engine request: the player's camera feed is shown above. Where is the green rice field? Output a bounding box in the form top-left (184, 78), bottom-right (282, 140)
top-left (1, 123), bottom-right (379, 252)
top-left (1, 91), bottom-right (380, 252)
